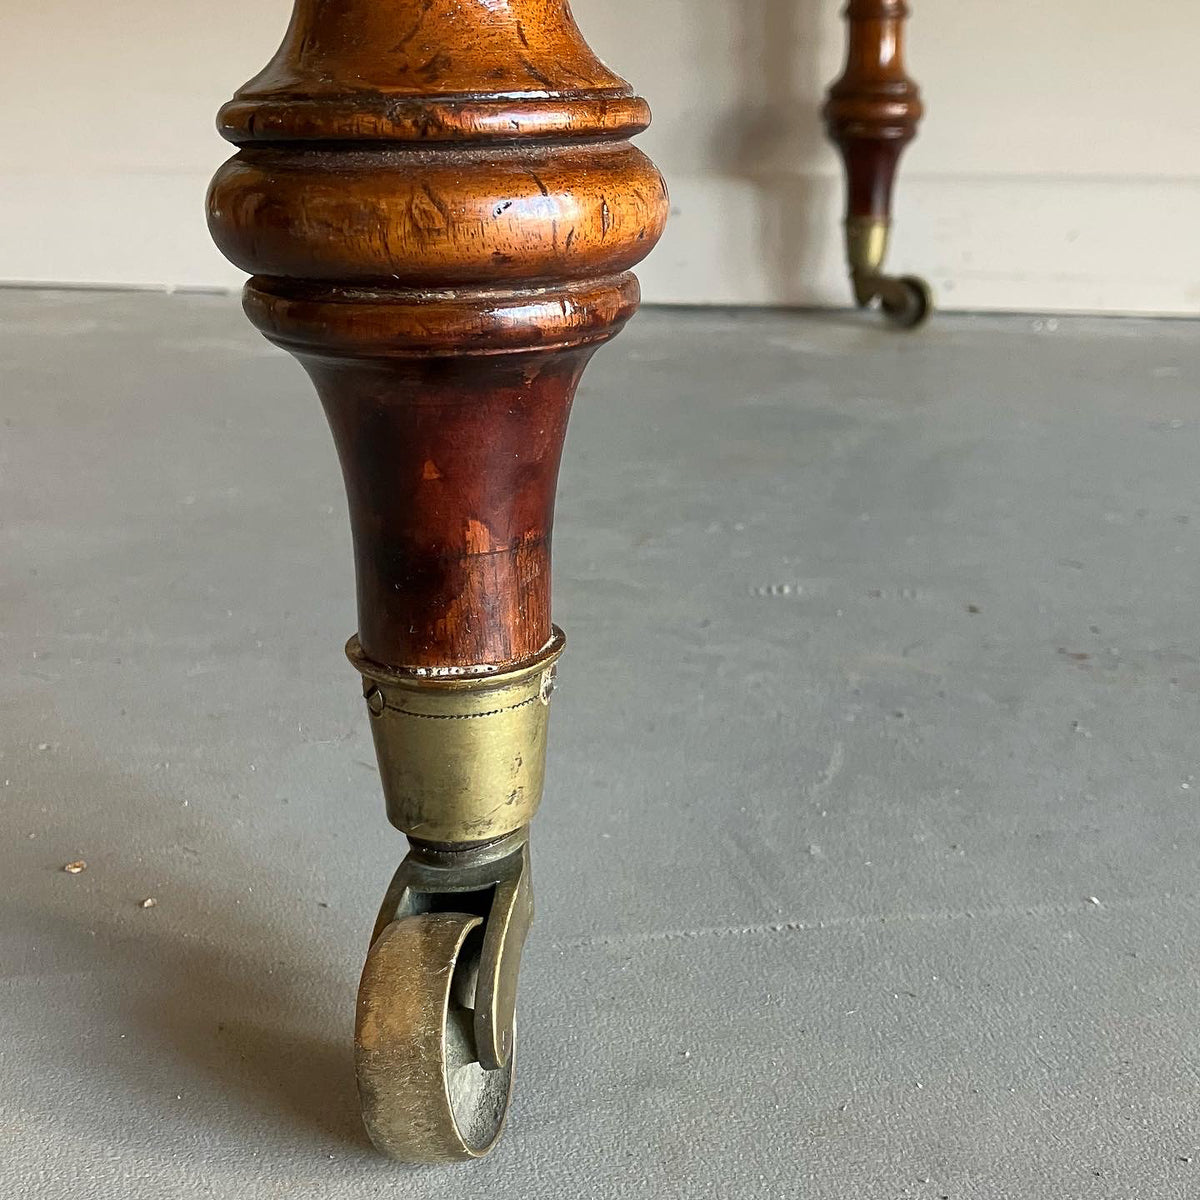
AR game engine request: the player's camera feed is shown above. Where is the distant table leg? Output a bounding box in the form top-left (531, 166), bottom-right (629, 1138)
top-left (824, 0), bottom-right (932, 328)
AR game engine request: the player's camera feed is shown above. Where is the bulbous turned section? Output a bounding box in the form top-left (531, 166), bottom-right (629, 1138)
top-left (824, 0), bottom-right (923, 224)
top-left (823, 0), bottom-right (930, 328)
top-left (208, 0), bottom-right (668, 671)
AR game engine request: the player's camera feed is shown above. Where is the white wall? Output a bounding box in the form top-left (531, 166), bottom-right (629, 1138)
top-left (3, 0), bottom-right (1198, 313)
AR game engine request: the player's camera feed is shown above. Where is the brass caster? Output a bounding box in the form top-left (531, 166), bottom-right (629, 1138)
top-left (852, 271), bottom-right (933, 331)
top-left (878, 274), bottom-right (933, 330)
top-left (844, 218), bottom-right (933, 331)
top-left (355, 834), bottom-right (533, 1163)
top-left (347, 635), bottom-right (562, 1161)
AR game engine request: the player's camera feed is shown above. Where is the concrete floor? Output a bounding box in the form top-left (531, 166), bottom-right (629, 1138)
top-left (2, 289), bottom-right (1199, 1198)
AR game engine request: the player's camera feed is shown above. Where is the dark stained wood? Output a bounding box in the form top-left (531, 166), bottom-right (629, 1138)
top-left (823, 0), bottom-right (924, 223)
top-left (208, 0), bottom-right (667, 671)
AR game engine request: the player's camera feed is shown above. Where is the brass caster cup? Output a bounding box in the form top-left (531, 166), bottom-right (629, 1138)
top-left (348, 629), bottom-right (565, 845)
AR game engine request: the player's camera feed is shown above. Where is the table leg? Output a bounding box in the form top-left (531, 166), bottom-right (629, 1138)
top-left (824, 0), bottom-right (932, 328)
top-left (207, 0), bottom-right (666, 1162)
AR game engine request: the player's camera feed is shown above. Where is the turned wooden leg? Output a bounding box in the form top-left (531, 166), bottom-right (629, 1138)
top-left (207, 1), bottom-right (666, 1163)
top-left (824, 0), bottom-right (931, 328)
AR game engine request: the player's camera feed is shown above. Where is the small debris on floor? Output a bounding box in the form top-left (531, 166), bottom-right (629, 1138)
top-left (1087, 896), bottom-right (1103, 907)
top-left (62, 860), bottom-right (87, 874)
top-left (140, 897), bottom-right (158, 908)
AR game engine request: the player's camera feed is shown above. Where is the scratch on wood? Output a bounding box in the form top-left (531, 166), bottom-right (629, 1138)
top-left (516, 55), bottom-right (554, 90)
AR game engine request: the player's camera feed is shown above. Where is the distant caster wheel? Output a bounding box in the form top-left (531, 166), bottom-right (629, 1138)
top-left (880, 274), bottom-right (933, 330)
top-left (853, 270), bottom-right (933, 331)
top-left (356, 912), bottom-right (515, 1163)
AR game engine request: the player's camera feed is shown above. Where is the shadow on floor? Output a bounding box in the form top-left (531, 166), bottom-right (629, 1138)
top-left (7, 746), bottom-right (371, 1158)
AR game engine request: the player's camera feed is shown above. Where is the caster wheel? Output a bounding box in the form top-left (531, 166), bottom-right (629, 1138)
top-left (881, 275), bottom-right (933, 330)
top-left (356, 912), bottom-right (514, 1163)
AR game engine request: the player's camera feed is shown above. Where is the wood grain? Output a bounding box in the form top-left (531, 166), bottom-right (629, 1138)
top-left (208, 0), bottom-right (667, 671)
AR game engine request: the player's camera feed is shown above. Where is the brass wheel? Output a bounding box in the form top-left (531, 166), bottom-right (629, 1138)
top-left (881, 274), bottom-right (933, 330)
top-left (355, 912), bottom-right (515, 1163)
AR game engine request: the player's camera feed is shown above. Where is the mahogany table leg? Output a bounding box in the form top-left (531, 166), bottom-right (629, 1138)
top-left (823, 0), bottom-right (932, 328)
top-left (207, 1), bottom-right (666, 1163)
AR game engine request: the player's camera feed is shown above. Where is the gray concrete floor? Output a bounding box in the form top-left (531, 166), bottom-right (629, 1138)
top-left (3, 289), bottom-right (1199, 1198)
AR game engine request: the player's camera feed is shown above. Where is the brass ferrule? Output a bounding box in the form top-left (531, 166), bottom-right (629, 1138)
top-left (347, 629), bottom-right (566, 845)
top-left (845, 215), bottom-right (891, 300)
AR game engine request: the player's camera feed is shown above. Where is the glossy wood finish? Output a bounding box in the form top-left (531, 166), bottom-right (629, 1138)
top-left (823, 0), bottom-right (924, 225)
top-left (208, 0), bottom-right (667, 671)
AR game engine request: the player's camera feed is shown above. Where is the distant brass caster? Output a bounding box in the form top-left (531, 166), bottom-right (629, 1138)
top-left (846, 217), bottom-right (933, 330)
top-left (349, 633), bottom-right (564, 1162)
